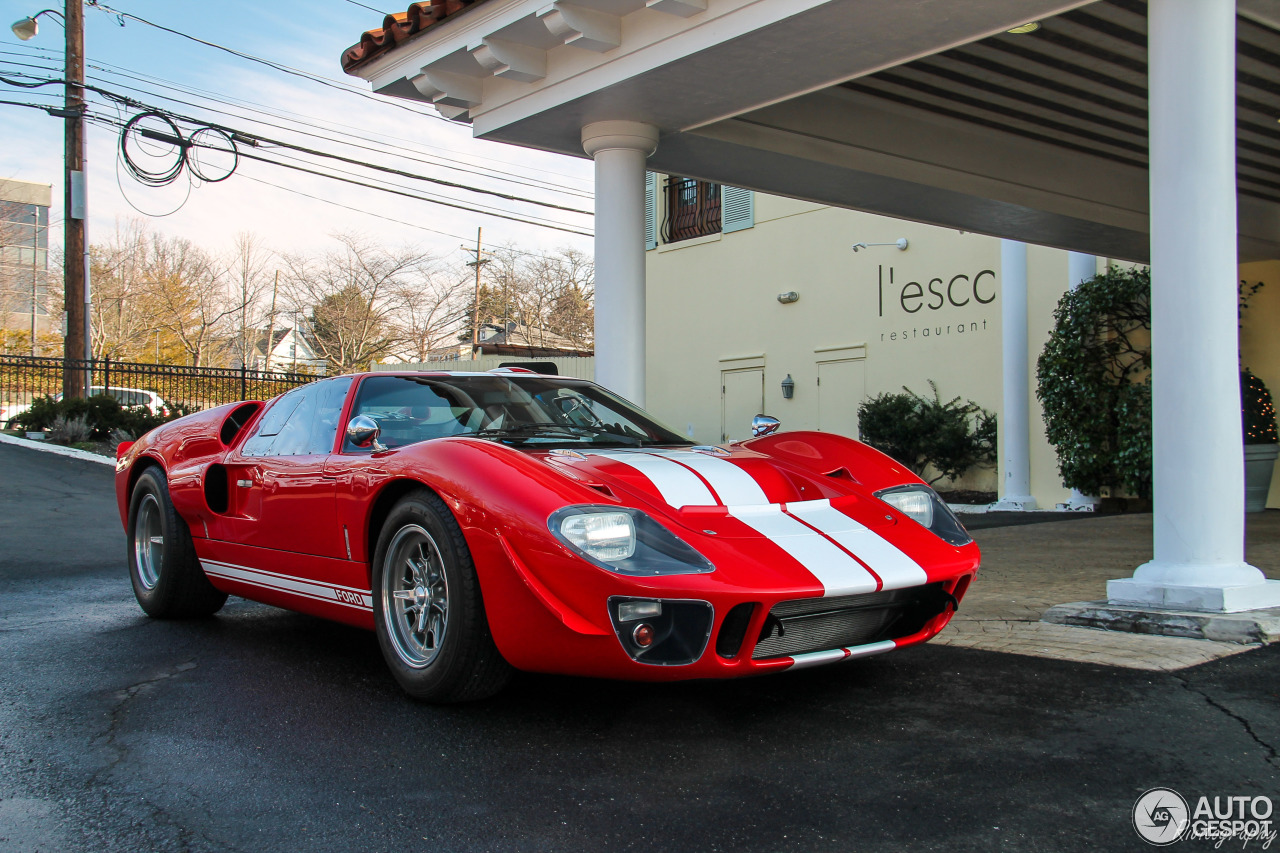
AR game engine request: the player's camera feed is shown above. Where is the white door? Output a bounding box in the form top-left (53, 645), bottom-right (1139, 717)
top-left (721, 368), bottom-right (764, 442)
top-left (818, 359), bottom-right (866, 438)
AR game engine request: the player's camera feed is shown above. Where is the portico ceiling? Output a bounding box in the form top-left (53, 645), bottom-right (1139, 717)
top-left (347, 0), bottom-right (1280, 261)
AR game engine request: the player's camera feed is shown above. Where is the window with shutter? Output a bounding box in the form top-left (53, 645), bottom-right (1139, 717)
top-left (662, 176), bottom-right (722, 243)
top-left (645, 172), bottom-right (658, 250)
top-left (721, 186), bottom-right (754, 233)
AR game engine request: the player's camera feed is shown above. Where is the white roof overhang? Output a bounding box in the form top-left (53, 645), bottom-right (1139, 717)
top-left (351, 0), bottom-right (1280, 261)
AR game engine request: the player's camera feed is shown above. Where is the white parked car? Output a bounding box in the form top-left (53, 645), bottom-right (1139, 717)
top-left (56, 386), bottom-right (172, 416)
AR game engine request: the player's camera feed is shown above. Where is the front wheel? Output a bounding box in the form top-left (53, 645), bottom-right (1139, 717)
top-left (372, 491), bottom-right (511, 702)
top-left (127, 467), bottom-right (227, 618)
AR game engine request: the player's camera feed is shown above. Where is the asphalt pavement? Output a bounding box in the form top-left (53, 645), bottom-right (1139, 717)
top-left (1, 441), bottom-right (1277, 852)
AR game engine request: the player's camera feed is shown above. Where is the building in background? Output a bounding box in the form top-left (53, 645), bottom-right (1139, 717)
top-left (643, 180), bottom-right (1280, 510)
top-left (0, 179), bottom-right (53, 353)
top-left (247, 325), bottom-right (326, 374)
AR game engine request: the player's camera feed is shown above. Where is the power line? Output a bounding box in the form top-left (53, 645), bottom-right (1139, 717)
top-left (238, 175), bottom-right (585, 258)
top-left (81, 108), bottom-right (594, 237)
top-left (86, 1), bottom-right (456, 122)
top-left (0, 55), bottom-right (597, 202)
top-left (340, 0), bottom-right (390, 14)
top-left (0, 73), bottom-right (594, 219)
top-left (2, 44), bottom-right (595, 192)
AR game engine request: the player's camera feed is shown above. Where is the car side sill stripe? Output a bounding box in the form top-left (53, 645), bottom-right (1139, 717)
top-left (202, 560), bottom-right (373, 610)
top-left (784, 500), bottom-right (927, 593)
top-left (787, 640), bottom-right (897, 670)
top-left (727, 504), bottom-right (879, 595)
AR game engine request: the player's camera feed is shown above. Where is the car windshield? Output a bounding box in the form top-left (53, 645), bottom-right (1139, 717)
top-left (345, 374), bottom-right (693, 451)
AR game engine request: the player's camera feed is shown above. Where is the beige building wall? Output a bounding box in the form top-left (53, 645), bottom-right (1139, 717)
top-left (646, 189), bottom-right (1279, 509)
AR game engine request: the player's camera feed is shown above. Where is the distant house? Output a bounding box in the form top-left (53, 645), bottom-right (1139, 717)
top-left (460, 322), bottom-right (592, 359)
top-left (247, 326), bottom-right (326, 374)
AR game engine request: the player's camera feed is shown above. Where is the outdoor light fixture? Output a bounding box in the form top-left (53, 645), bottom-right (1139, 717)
top-left (781, 374), bottom-right (795, 399)
top-left (10, 8), bottom-right (60, 40)
top-left (851, 238), bottom-right (908, 252)
top-left (1007, 21), bottom-right (1041, 34)
top-left (777, 291), bottom-right (799, 304)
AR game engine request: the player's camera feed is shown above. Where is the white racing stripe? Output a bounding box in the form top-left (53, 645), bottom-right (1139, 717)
top-left (648, 450), bottom-right (770, 505)
top-left (583, 452), bottom-right (925, 599)
top-left (584, 451), bottom-right (717, 508)
top-left (788, 640), bottom-right (897, 670)
top-left (202, 560), bottom-right (373, 611)
top-left (727, 505), bottom-right (879, 595)
top-left (785, 500), bottom-right (928, 593)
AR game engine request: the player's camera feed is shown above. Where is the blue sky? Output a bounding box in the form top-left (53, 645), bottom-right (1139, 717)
top-left (0, 0), bottom-right (594, 263)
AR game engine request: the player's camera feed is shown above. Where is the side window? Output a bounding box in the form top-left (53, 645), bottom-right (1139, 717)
top-left (241, 378), bottom-right (352, 458)
top-left (304, 376), bottom-right (352, 455)
top-left (241, 387), bottom-right (308, 457)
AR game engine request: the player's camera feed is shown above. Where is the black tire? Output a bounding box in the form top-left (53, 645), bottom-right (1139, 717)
top-left (127, 467), bottom-right (227, 618)
top-left (372, 490), bottom-right (512, 703)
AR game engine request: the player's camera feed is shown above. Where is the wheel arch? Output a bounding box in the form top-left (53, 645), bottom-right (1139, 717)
top-left (127, 454), bottom-right (164, 501)
top-left (364, 477), bottom-right (444, 584)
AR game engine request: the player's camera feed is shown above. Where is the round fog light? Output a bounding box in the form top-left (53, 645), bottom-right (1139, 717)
top-left (632, 623), bottom-right (654, 647)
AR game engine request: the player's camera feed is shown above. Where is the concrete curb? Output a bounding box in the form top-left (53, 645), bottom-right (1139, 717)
top-left (0, 432), bottom-right (116, 467)
top-left (1042, 600), bottom-right (1280, 645)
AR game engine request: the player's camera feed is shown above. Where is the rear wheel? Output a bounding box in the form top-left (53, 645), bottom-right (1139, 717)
top-left (372, 491), bottom-right (511, 702)
top-left (127, 467), bottom-right (227, 618)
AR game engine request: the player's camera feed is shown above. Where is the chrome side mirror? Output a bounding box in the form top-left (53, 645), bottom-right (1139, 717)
top-left (751, 415), bottom-right (780, 438)
top-left (346, 414), bottom-right (386, 451)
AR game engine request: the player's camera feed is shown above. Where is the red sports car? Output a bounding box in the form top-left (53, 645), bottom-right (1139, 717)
top-left (115, 369), bottom-right (979, 702)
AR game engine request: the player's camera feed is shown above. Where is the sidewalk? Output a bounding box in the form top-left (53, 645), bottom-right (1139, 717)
top-left (939, 511), bottom-right (1280, 670)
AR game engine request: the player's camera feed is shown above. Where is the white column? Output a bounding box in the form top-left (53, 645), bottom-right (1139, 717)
top-left (1108, 0), bottom-right (1280, 613)
top-left (993, 239), bottom-right (1036, 511)
top-left (582, 121), bottom-right (658, 407)
top-left (1062, 252), bottom-right (1099, 511)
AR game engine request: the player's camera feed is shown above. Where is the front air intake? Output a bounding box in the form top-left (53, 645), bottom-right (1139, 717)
top-left (752, 583), bottom-right (953, 660)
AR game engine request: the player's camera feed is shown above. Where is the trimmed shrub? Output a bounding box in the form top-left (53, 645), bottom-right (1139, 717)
top-left (9, 393), bottom-right (191, 440)
top-left (1036, 266), bottom-right (1152, 499)
top-left (858, 381), bottom-right (997, 486)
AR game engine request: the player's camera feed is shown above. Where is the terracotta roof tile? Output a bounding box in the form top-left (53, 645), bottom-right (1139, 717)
top-left (341, 0), bottom-right (492, 75)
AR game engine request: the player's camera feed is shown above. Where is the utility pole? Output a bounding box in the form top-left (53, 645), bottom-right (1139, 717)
top-left (263, 269), bottom-right (279, 373)
top-left (463, 227), bottom-right (490, 360)
top-left (29, 210), bottom-right (37, 356)
top-left (63, 0), bottom-right (89, 398)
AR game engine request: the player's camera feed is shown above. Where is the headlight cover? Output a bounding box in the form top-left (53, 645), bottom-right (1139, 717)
top-left (875, 484), bottom-right (973, 546)
top-left (549, 506), bottom-right (715, 576)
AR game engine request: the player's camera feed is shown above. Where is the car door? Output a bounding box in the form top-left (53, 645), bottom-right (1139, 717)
top-left (220, 376), bottom-right (353, 559)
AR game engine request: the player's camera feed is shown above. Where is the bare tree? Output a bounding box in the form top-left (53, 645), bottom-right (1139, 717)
top-left (284, 233), bottom-right (440, 373)
top-left (223, 232), bottom-right (274, 369)
top-left (462, 244), bottom-right (594, 349)
top-left (90, 219), bottom-right (153, 360)
top-left (145, 234), bottom-right (235, 367)
top-left (389, 267), bottom-right (469, 363)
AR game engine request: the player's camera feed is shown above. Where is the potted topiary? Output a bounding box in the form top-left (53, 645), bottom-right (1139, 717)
top-left (1243, 369), bottom-right (1279, 512)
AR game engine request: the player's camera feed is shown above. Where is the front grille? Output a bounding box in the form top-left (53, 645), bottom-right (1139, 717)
top-left (752, 583), bottom-right (951, 660)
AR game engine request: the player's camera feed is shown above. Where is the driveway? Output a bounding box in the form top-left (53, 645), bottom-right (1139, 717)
top-left (1, 441), bottom-right (1276, 852)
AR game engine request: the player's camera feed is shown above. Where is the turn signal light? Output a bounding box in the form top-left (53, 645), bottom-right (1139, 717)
top-left (632, 623), bottom-right (655, 647)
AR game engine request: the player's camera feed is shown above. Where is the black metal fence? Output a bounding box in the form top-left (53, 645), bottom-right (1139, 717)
top-left (0, 355), bottom-right (319, 424)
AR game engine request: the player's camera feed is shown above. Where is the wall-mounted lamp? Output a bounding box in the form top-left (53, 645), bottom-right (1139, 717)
top-left (777, 291), bottom-right (799, 304)
top-left (1006, 21), bottom-right (1041, 34)
top-left (781, 374), bottom-right (795, 399)
top-left (851, 238), bottom-right (908, 252)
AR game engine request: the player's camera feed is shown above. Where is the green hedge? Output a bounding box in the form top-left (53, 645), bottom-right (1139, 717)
top-left (9, 394), bottom-right (193, 440)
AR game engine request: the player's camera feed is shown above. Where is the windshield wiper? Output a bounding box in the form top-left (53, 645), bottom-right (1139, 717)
top-left (473, 423), bottom-right (584, 440)
top-left (472, 423), bottom-right (642, 446)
